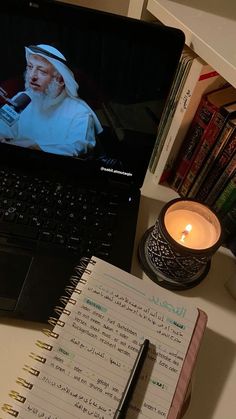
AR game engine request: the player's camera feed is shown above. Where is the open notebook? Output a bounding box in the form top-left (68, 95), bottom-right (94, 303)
top-left (1, 257), bottom-right (207, 419)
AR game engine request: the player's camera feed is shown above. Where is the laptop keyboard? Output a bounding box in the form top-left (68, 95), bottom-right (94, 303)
top-left (0, 168), bottom-right (120, 259)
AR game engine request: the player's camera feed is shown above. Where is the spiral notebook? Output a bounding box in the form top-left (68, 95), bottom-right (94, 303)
top-left (1, 257), bottom-right (207, 419)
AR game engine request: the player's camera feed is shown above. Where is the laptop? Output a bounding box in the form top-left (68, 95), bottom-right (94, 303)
top-left (0, 0), bottom-right (184, 322)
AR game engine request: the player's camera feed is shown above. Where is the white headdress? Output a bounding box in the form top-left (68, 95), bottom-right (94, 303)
top-left (25, 44), bottom-right (79, 98)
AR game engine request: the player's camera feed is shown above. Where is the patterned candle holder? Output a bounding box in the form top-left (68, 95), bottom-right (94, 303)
top-left (138, 198), bottom-right (222, 290)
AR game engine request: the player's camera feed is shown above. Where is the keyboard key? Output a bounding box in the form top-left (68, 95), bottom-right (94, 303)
top-left (0, 168), bottom-right (120, 259)
top-left (54, 234), bottom-right (66, 245)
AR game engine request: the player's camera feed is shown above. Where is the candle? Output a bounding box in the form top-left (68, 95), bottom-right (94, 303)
top-left (138, 198), bottom-right (222, 290)
top-left (165, 205), bottom-right (221, 250)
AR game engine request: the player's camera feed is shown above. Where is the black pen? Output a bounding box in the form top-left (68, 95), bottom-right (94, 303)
top-left (114, 338), bottom-right (150, 419)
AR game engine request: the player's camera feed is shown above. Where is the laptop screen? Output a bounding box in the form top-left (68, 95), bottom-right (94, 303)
top-left (0, 0), bottom-right (184, 188)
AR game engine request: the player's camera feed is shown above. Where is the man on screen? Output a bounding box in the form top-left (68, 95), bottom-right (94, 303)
top-left (0, 44), bottom-right (103, 156)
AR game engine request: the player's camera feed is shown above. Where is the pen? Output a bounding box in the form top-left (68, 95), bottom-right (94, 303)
top-left (113, 338), bottom-right (150, 419)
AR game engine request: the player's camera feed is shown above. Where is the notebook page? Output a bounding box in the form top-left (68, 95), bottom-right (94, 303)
top-left (2, 257), bottom-right (199, 419)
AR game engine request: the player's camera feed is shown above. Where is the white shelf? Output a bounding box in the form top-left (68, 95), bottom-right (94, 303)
top-left (147, 0), bottom-right (236, 89)
top-left (141, 169), bottom-right (179, 200)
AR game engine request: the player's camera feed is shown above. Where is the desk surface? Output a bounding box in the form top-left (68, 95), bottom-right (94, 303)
top-left (0, 195), bottom-right (236, 419)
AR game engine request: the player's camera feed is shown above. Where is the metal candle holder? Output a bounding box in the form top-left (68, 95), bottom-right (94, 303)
top-left (138, 198), bottom-right (222, 290)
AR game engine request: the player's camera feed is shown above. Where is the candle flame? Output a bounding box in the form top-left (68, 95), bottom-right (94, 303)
top-left (180, 224), bottom-right (192, 243)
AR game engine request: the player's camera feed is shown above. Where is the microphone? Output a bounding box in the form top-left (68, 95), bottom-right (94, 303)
top-left (0, 92), bottom-right (31, 126)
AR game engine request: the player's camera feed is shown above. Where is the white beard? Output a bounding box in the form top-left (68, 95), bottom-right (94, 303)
top-left (24, 73), bottom-right (63, 112)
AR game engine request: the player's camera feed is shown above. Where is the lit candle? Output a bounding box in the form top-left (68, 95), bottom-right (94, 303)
top-left (164, 203), bottom-right (221, 250)
top-left (138, 198), bottom-right (222, 290)
top-left (164, 200), bottom-right (221, 250)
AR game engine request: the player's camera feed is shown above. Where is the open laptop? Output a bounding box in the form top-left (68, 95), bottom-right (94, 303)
top-left (0, 0), bottom-right (184, 322)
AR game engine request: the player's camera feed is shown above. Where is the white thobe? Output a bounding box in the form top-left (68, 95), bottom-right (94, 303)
top-left (0, 90), bottom-right (103, 156)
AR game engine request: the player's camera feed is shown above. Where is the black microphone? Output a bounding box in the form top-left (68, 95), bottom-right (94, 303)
top-left (0, 92), bottom-right (31, 126)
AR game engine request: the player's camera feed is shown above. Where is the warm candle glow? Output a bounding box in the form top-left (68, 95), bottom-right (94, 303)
top-left (164, 202), bottom-right (221, 250)
top-left (180, 224), bottom-right (192, 243)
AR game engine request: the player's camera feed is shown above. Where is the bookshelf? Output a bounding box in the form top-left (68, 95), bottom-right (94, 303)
top-left (141, 0), bottom-right (236, 201)
top-left (146, 0), bottom-right (236, 90)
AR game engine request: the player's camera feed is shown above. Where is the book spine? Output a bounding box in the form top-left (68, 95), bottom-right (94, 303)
top-left (153, 57), bottom-right (204, 184)
top-left (179, 109), bottom-right (228, 196)
top-left (171, 96), bottom-right (217, 191)
top-left (213, 173), bottom-right (236, 215)
top-left (205, 154), bottom-right (236, 206)
top-left (149, 55), bottom-right (186, 172)
top-left (160, 69), bottom-right (226, 184)
top-left (188, 120), bottom-right (235, 197)
top-left (219, 191), bottom-right (236, 216)
top-left (221, 206), bottom-right (236, 242)
top-left (195, 129), bottom-right (236, 202)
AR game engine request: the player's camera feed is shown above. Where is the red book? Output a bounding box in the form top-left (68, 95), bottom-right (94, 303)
top-left (179, 102), bottom-right (236, 196)
top-left (195, 124), bottom-right (236, 202)
top-left (171, 85), bottom-right (236, 191)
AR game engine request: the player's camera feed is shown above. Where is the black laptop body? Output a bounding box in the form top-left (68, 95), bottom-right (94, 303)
top-left (0, 0), bottom-right (184, 322)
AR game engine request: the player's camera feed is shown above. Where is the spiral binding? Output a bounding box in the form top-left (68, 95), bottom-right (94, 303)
top-left (23, 365), bottom-right (40, 376)
top-left (29, 352), bottom-right (46, 363)
top-left (42, 328), bottom-right (59, 339)
top-left (64, 285), bottom-right (82, 295)
top-left (54, 305), bottom-right (71, 316)
top-left (9, 392), bottom-right (26, 404)
top-left (59, 296), bottom-right (77, 306)
top-left (2, 404), bottom-right (18, 417)
top-left (70, 277), bottom-right (83, 287)
top-left (15, 378), bottom-right (33, 390)
top-left (1, 257), bottom-right (96, 417)
top-left (36, 340), bottom-right (53, 351)
top-left (69, 256), bottom-right (92, 285)
top-left (48, 315), bottom-right (66, 326)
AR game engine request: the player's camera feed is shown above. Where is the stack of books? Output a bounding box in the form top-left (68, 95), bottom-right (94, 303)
top-left (150, 47), bottom-right (236, 249)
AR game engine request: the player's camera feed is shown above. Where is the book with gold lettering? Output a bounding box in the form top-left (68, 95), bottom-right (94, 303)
top-left (1, 257), bottom-right (207, 419)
